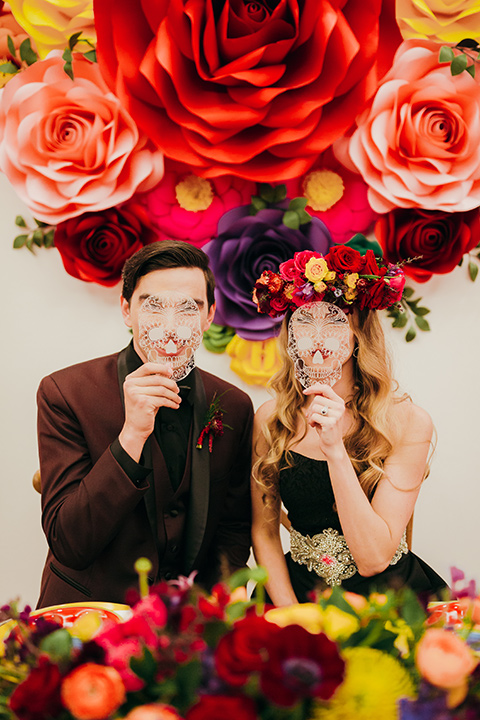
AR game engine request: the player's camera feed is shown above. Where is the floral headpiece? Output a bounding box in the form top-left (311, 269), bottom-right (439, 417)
top-left (252, 245), bottom-right (406, 317)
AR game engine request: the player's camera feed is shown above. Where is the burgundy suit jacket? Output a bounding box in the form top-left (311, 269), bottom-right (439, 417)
top-left (36, 349), bottom-right (253, 608)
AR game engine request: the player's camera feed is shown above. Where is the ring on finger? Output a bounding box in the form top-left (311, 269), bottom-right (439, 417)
top-left (320, 406), bottom-right (329, 416)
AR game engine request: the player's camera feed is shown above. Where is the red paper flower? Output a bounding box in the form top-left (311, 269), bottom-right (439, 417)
top-left (95, 0), bottom-right (387, 181)
top-left (215, 613), bottom-right (276, 687)
top-left (259, 625), bottom-right (345, 707)
top-left (54, 201), bottom-right (159, 287)
top-left (9, 656), bottom-right (63, 720)
top-left (185, 695), bottom-right (257, 720)
top-left (375, 208), bottom-right (480, 283)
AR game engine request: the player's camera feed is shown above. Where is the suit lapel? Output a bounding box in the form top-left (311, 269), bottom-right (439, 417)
top-left (183, 370), bottom-right (210, 573)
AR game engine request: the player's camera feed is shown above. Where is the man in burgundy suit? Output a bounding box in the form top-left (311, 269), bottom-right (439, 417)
top-left (37, 241), bottom-right (253, 607)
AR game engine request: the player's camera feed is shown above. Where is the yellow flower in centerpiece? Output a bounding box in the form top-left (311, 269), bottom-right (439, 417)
top-left (321, 606), bottom-right (360, 642)
top-left (266, 603), bottom-right (324, 634)
top-left (8, 0), bottom-right (96, 59)
top-left (304, 257), bottom-right (329, 284)
top-left (396, 0), bottom-right (480, 43)
top-left (344, 273), bottom-right (359, 289)
top-left (312, 647), bottom-right (415, 720)
top-left (385, 619), bottom-right (415, 659)
top-left (226, 335), bottom-right (281, 386)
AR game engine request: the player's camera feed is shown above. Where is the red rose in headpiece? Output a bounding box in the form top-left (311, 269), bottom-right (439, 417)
top-left (325, 245), bottom-right (364, 273)
top-left (94, 0), bottom-right (389, 181)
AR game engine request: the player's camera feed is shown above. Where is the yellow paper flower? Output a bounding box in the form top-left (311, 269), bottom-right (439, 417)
top-left (303, 169), bottom-right (345, 212)
top-left (396, 0), bottom-right (480, 43)
top-left (226, 335), bottom-right (281, 386)
top-left (312, 647), bottom-right (415, 720)
top-left (8, 0), bottom-right (96, 59)
top-left (266, 603), bottom-right (324, 634)
top-left (175, 175), bottom-right (214, 212)
top-left (304, 257), bottom-right (328, 284)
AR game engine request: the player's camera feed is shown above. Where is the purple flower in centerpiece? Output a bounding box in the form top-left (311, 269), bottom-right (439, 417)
top-left (204, 204), bottom-right (333, 340)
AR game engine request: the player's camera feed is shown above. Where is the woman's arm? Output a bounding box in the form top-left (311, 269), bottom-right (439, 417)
top-left (251, 402), bottom-right (299, 606)
top-left (305, 385), bottom-right (433, 576)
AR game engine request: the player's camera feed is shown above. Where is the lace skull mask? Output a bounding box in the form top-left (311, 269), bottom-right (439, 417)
top-left (287, 301), bottom-right (352, 388)
top-left (138, 291), bottom-right (202, 381)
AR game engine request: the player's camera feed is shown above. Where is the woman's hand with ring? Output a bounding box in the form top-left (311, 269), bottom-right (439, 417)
top-left (303, 383), bottom-right (346, 456)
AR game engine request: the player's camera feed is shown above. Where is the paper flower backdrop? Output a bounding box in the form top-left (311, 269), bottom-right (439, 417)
top-left (0, 0), bottom-right (479, 383)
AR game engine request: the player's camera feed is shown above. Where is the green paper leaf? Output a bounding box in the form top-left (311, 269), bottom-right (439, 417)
top-left (259, 183), bottom-right (275, 203)
top-left (15, 216), bottom-right (26, 227)
top-left (468, 260), bottom-right (479, 281)
top-left (44, 230), bottom-right (55, 248)
top-left (282, 210), bottom-right (300, 230)
top-left (466, 64), bottom-right (476, 79)
top-left (297, 208), bottom-right (312, 225)
top-left (26, 236), bottom-right (34, 252)
top-left (68, 31), bottom-right (83, 50)
top-left (403, 286), bottom-right (414, 299)
top-left (273, 184), bottom-right (287, 203)
top-left (32, 228), bottom-right (44, 246)
top-left (288, 197), bottom-right (308, 211)
top-left (345, 233), bottom-right (382, 257)
top-left (392, 313), bottom-right (408, 328)
top-left (451, 53), bottom-right (468, 75)
top-left (250, 195), bottom-right (267, 213)
top-left (84, 49), bottom-right (97, 63)
top-left (413, 306), bottom-right (430, 316)
top-left (19, 38), bottom-right (37, 66)
top-left (0, 62), bottom-right (19, 74)
top-left (439, 46), bottom-right (455, 63)
top-left (415, 315), bottom-right (430, 332)
top-left (7, 35), bottom-right (15, 59)
top-left (405, 327), bottom-right (417, 342)
top-left (13, 234), bottom-right (28, 249)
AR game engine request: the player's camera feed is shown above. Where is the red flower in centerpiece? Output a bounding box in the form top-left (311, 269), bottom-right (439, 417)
top-left (95, 0), bottom-right (390, 181)
top-left (259, 625), bottom-right (345, 707)
top-left (185, 695), bottom-right (257, 720)
top-left (54, 200), bottom-right (159, 287)
top-left (9, 656), bottom-right (63, 720)
top-left (215, 613), bottom-right (275, 687)
top-left (375, 208), bottom-right (480, 283)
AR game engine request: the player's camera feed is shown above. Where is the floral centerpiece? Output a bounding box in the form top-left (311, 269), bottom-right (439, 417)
top-left (1, 565), bottom-right (479, 720)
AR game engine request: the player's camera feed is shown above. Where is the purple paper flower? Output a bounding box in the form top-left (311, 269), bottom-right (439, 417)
top-left (204, 205), bottom-right (333, 340)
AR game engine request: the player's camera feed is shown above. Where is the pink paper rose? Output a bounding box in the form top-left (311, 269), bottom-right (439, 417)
top-left (348, 39), bottom-right (480, 213)
top-left (0, 52), bottom-right (164, 223)
top-left (143, 166), bottom-right (256, 248)
top-left (285, 150), bottom-right (378, 243)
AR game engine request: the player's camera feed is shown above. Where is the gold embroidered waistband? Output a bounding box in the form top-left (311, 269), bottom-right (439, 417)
top-left (289, 526), bottom-right (409, 587)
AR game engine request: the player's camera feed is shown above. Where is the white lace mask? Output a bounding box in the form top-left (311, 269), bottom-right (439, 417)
top-left (287, 301), bottom-right (351, 388)
top-left (138, 291), bottom-right (202, 381)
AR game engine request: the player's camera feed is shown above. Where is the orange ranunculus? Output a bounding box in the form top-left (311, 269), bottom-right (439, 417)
top-left (124, 704), bottom-right (184, 720)
top-left (0, 52), bottom-right (163, 224)
top-left (416, 628), bottom-right (478, 690)
top-left (94, 0), bottom-right (398, 182)
top-left (61, 663), bottom-right (126, 720)
top-left (348, 38), bottom-right (480, 213)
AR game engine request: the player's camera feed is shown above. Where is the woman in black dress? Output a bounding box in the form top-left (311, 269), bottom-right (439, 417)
top-left (251, 246), bottom-right (446, 605)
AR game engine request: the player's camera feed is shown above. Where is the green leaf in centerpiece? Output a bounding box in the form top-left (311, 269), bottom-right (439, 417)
top-left (40, 628), bottom-right (73, 662)
top-left (130, 646), bottom-right (157, 685)
top-left (405, 327), bottom-right (417, 342)
top-left (414, 315), bottom-right (430, 332)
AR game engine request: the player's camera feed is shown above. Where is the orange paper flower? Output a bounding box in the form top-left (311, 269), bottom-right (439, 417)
top-left (61, 663), bottom-right (126, 720)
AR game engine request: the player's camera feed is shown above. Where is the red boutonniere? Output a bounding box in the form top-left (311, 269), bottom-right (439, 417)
top-left (196, 392), bottom-right (231, 453)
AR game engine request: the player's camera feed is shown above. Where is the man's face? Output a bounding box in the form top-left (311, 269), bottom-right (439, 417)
top-left (121, 267), bottom-right (215, 368)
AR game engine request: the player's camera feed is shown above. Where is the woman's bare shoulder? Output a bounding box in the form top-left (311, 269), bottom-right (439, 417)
top-left (392, 397), bottom-right (434, 442)
top-left (254, 398), bottom-right (277, 425)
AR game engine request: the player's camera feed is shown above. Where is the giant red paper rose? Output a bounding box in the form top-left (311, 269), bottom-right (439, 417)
top-left (375, 207), bottom-right (480, 283)
top-left (0, 52), bottom-right (164, 223)
top-left (348, 38), bottom-right (480, 213)
top-left (94, 0), bottom-right (389, 181)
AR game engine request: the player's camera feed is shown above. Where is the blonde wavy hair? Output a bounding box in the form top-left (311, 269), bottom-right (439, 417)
top-left (254, 308), bottom-right (413, 514)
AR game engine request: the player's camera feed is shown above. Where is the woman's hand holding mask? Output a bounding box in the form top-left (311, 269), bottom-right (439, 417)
top-left (303, 383), bottom-right (347, 458)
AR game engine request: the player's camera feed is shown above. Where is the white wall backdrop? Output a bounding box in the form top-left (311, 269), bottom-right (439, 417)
top-left (0, 171), bottom-right (478, 606)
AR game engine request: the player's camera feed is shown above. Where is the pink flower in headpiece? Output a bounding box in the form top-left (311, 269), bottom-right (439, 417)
top-left (347, 38), bottom-right (480, 213)
top-left (285, 150), bottom-right (378, 243)
top-left (142, 167), bottom-right (256, 248)
top-left (0, 52), bottom-right (164, 223)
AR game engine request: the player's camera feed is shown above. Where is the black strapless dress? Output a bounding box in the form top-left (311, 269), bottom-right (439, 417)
top-left (279, 451), bottom-right (447, 603)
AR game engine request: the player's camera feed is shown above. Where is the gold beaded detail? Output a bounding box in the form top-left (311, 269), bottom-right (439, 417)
top-left (289, 527), bottom-right (409, 586)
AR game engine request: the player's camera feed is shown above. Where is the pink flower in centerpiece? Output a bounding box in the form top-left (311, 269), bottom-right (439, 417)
top-left (0, 52), bottom-right (164, 224)
top-left (285, 150), bottom-right (378, 244)
top-left (143, 167), bottom-right (256, 248)
top-left (348, 39), bottom-right (480, 213)
top-left (416, 628), bottom-right (478, 690)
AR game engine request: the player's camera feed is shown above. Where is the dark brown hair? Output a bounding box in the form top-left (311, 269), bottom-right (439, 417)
top-left (121, 241), bottom-right (215, 306)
